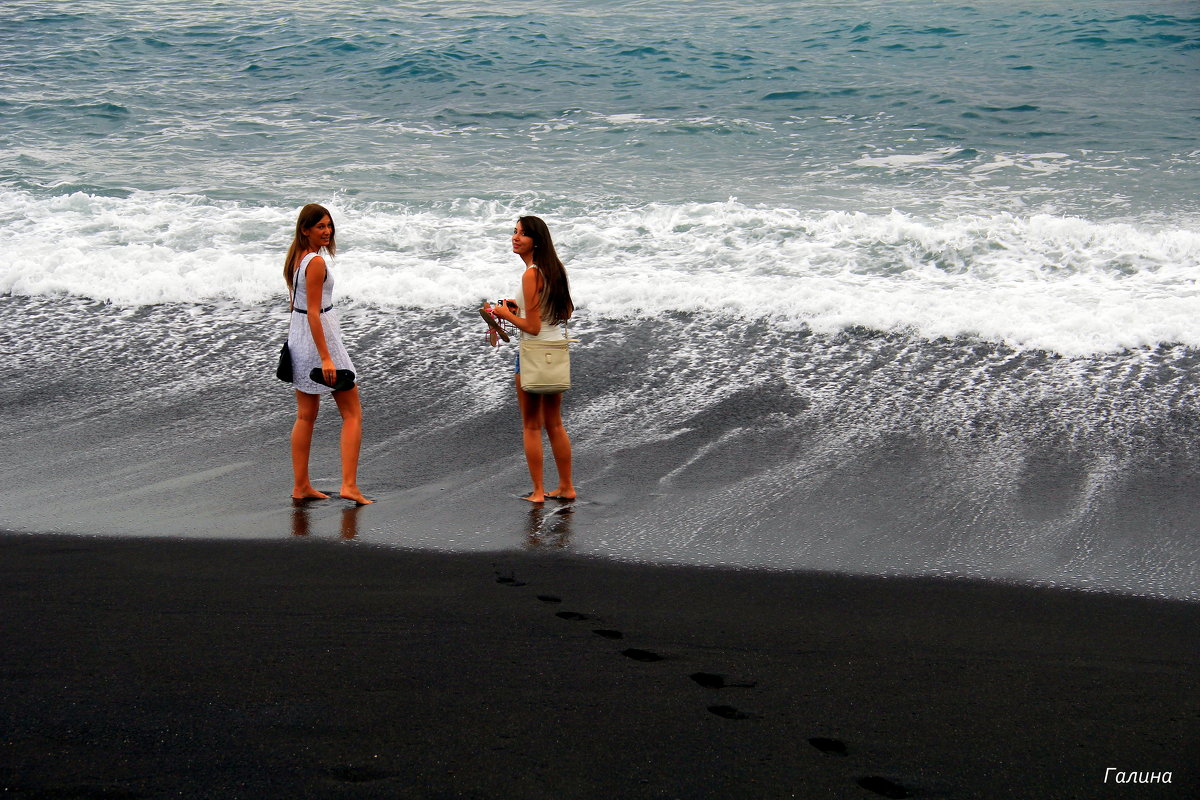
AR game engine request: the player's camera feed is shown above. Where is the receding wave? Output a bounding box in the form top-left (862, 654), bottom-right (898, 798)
top-left (1, 295), bottom-right (1196, 599)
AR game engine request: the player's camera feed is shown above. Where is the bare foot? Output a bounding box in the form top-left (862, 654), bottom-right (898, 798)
top-left (522, 492), bottom-right (545, 503)
top-left (545, 487), bottom-right (576, 501)
top-left (292, 486), bottom-right (329, 500)
top-left (339, 486), bottom-right (374, 505)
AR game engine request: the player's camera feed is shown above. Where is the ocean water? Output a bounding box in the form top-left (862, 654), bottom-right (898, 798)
top-left (1, 0), bottom-right (1198, 599)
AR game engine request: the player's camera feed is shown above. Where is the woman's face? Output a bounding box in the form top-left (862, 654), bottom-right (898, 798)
top-left (512, 221), bottom-right (534, 259)
top-left (304, 215), bottom-right (333, 250)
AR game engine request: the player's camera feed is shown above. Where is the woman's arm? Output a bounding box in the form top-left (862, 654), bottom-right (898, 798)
top-left (490, 267), bottom-right (543, 335)
top-left (305, 256), bottom-right (337, 384)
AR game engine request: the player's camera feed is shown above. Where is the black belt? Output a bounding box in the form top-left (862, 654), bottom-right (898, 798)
top-left (293, 306), bottom-right (334, 314)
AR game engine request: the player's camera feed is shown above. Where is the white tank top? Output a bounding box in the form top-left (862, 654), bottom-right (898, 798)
top-left (516, 265), bottom-right (566, 341)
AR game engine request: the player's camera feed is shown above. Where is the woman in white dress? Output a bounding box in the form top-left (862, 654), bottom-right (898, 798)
top-left (484, 216), bottom-right (576, 502)
top-left (284, 203), bottom-right (371, 504)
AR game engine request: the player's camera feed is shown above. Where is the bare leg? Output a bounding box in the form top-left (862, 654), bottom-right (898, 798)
top-left (516, 376), bottom-right (546, 502)
top-left (541, 392), bottom-right (575, 500)
top-left (332, 386), bottom-right (372, 504)
top-left (291, 390), bottom-right (328, 499)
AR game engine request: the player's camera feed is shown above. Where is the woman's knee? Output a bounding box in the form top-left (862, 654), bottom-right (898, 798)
top-left (520, 405), bottom-right (544, 434)
top-left (333, 389), bottom-right (363, 422)
top-left (295, 403), bottom-right (319, 425)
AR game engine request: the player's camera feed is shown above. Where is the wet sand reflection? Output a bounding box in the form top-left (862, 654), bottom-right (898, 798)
top-left (290, 499), bottom-right (362, 540)
top-left (525, 501), bottom-right (574, 549)
top-left (290, 499), bottom-right (313, 538)
top-left (340, 504), bottom-right (361, 540)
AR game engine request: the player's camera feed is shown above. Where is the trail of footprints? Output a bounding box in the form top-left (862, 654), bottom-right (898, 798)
top-left (497, 570), bottom-right (915, 799)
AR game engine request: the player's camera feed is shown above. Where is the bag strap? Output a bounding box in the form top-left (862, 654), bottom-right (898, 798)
top-left (286, 251), bottom-right (321, 311)
top-left (288, 266), bottom-right (299, 312)
top-left (289, 250), bottom-right (328, 312)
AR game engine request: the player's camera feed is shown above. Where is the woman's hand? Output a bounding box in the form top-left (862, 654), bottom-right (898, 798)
top-left (488, 299), bottom-right (516, 321)
top-left (320, 357), bottom-right (337, 387)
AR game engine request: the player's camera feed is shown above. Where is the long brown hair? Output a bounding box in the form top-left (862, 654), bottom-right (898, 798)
top-left (519, 215), bottom-right (572, 325)
top-left (284, 203), bottom-right (336, 290)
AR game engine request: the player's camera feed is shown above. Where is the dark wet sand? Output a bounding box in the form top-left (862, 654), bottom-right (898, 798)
top-left (2, 532), bottom-right (1196, 799)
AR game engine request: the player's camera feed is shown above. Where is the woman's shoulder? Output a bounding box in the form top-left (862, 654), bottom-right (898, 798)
top-left (299, 250), bottom-right (329, 275)
top-left (300, 249), bottom-right (328, 266)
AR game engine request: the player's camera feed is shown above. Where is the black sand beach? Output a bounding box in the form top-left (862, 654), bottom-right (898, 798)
top-left (2, 532), bottom-right (1195, 798)
top-left (5, 1), bottom-right (1200, 796)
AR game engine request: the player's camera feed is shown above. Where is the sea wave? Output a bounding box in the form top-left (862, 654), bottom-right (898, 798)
top-left (3, 0), bottom-right (1197, 215)
top-left (2, 188), bottom-right (1198, 356)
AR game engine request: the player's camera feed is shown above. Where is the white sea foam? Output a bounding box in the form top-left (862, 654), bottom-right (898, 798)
top-left (852, 147), bottom-right (965, 169)
top-left (2, 188), bottom-right (1198, 356)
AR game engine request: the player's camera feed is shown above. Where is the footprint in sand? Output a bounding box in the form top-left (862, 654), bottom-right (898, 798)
top-left (707, 705), bottom-right (753, 720)
top-left (495, 573), bottom-right (527, 587)
top-left (537, 594), bottom-right (562, 603)
top-left (592, 629), bottom-right (623, 639)
top-left (555, 611), bottom-right (595, 621)
top-left (323, 765), bottom-right (399, 784)
top-left (24, 785), bottom-right (133, 798)
top-left (689, 672), bottom-right (757, 689)
top-left (808, 737), bottom-right (848, 756)
top-left (620, 648), bottom-right (666, 662)
top-left (856, 776), bottom-right (911, 798)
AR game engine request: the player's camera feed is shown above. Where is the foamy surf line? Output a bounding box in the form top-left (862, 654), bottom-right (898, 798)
top-left (3, 188), bottom-right (1199, 355)
top-left (1, 295), bottom-right (1198, 599)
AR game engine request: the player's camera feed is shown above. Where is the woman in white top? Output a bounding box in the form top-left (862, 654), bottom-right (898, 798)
top-left (485, 216), bottom-right (576, 502)
top-left (283, 203), bottom-right (371, 504)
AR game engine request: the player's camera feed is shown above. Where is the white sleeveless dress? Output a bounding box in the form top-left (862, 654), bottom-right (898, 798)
top-left (287, 249), bottom-right (356, 395)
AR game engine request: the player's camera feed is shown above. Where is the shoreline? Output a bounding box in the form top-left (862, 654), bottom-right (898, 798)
top-left (2, 531), bottom-right (1196, 798)
top-left (3, 292), bottom-right (1199, 602)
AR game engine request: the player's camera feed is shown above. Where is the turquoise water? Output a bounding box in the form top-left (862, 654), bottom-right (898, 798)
top-left (2, 0), bottom-right (1197, 214)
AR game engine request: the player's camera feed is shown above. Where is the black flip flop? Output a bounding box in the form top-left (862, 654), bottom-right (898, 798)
top-left (309, 368), bottom-right (356, 392)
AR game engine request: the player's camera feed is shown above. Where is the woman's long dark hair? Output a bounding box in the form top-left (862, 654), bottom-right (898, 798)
top-left (519, 215), bottom-right (573, 325)
top-left (284, 203), bottom-right (336, 291)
